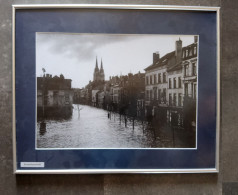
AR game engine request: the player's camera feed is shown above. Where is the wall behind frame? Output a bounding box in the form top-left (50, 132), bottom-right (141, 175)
top-left (0, 0), bottom-right (238, 194)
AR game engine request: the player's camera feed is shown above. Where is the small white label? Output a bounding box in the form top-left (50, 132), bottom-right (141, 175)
top-left (20, 162), bottom-right (45, 168)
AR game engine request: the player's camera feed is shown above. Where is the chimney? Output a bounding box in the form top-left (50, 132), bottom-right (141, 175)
top-left (194, 36), bottom-right (198, 43)
top-left (153, 52), bottom-right (160, 64)
top-left (175, 38), bottom-right (182, 63)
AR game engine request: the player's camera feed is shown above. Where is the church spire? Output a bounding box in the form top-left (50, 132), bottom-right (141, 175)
top-left (94, 56), bottom-right (105, 82)
top-left (94, 56), bottom-right (99, 82)
top-left (99, 58), bottom-right (105, 81)
top-left (95, 56), bottom-right (99, 70)
top-left (100, 58), bottom-right (103, 70)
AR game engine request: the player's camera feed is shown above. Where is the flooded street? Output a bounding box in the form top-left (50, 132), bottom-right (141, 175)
top-left (37, 104), bottom-right (195, 148)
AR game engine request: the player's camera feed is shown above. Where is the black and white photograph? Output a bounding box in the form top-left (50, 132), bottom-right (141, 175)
top-left (36, 33), bottom-right (198, 149)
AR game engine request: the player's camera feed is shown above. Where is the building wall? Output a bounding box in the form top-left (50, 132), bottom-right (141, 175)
top-left (1, 0), bottom-right (238, 195)
top-left (145, 66), bottom-right (167, 104)
top-left (145, 43), bottom-right (197, 108)
top-left (112, 86), bottom-right (121, 104)
top-left (38, 90), bottom-right (73, 107)
top-left (97, 91), bottom-right (105, 108)
top-left (92, 89), bottom-right (99, 105)
top-left (182, 57), bottom-right (198, 98)
top-left (167, 69), bottom-right (183, 106)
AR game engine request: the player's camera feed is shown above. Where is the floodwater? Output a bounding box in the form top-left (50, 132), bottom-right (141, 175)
top-left (37, 104), bottom-right (196, 148)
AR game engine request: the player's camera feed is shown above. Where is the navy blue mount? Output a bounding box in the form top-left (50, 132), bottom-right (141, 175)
top-left (15, 8), bottom-right (217, 170)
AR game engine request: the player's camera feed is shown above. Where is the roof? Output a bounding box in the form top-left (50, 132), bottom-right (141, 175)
top-left (167, 62), bottom-right (182, 72)
top-left (144, 42), bottom-right (197, 72)
top-left (37, 76), bottom-right (72, 90)
top-left (144, 51), bottom-right (174, 71)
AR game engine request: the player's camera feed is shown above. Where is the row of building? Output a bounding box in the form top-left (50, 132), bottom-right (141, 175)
top-left (37, 37), bottom-right (197, 127)
top-left (143, 37), bottom-right (198, 126)
top-left (74, 37), bottom-right (198, 126)
top-left (73, 70), bottom-right (145, 118)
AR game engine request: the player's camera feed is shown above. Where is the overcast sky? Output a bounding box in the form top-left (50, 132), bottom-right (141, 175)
top-left (36, 33), bottom-right (196, 88)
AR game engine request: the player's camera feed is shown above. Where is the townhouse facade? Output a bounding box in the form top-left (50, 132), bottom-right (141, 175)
top-left (144, 37), bottom-right (198, 126)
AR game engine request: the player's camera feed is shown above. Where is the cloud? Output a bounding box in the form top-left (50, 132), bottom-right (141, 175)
top-left (36, 33), bottom-right (196, 88)
top-left (36, 33), bottom-right (139, 62)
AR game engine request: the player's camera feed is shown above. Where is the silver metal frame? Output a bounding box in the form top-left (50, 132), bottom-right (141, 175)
top-left (12, 4), bottom-right (220, 174)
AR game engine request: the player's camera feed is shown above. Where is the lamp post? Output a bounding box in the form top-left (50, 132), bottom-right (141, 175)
top-left (40, 68), bottom-right (46, 135)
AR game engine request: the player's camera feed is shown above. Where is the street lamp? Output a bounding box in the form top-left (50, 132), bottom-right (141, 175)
top-left (40, 68), bottom-right (46, 135)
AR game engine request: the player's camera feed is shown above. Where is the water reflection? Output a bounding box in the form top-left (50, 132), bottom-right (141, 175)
top-left (39, 121), bottom-right (46, 136)
top-left (37, 104), bottom-right (195, 148)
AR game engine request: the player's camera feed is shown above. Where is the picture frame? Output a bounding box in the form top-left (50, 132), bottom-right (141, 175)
top-left (12, 4), bottom-right (220, 174)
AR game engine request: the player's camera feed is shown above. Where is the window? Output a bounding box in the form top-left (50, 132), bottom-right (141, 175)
top-left (158, 73), bottom-right (161, 83)
top-left (150, 90), bottom-right (152, 100)
top-left (154, 74), bottom-right (157, 84)
top-left (185, 65), bottom-right (189, 76)
top-left (44, 92), bottom-right (48, 106)
top-left (169, 94), bottom-right (172, 106)
top-left (178, 93), bottom-right (182, 106)
top-left (53, 91), bottom-right (59, 106)
top-left (173, 94), bottom-right (177, 106)
top-left (65, 94), bottom-right (70, 105)
top-left (146, 90), bottom-right (149, 100)
top-left (194, 84), bottom-right (197, 99)
top-left (186, 50), bottom-right (188, 57)
top-left (194, 47), bottom-right (197, 55)
top-left (158, 89), bottom-right (161, 103)
top-left (154, 89), bottom-right (157, 100)
top-left (163, 88), bottom-right (166, 101)
top-left (163, 72), bottom-right (166, 82)
top-left (169, 78), bottom-right (172, 89)
top-left (192, 62), bottom-right (197, 76)
top-left (178, 77), bottom-right (182, 88)
top-left (185, 83), bottom-right (188, 96)
top-left (173, 78), bottom-right (176, 88)
top-left (146, 76), bottom-right (149, 85)
top-left (150, 75), bottom-right (152, 85)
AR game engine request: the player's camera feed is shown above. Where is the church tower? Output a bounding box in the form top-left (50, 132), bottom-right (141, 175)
top-left (99, 58), bottom-right (105, 81)
top-left (93, 57), bottom-right (105, 82)
top-left (93, 57), bottom-right (99, 82)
